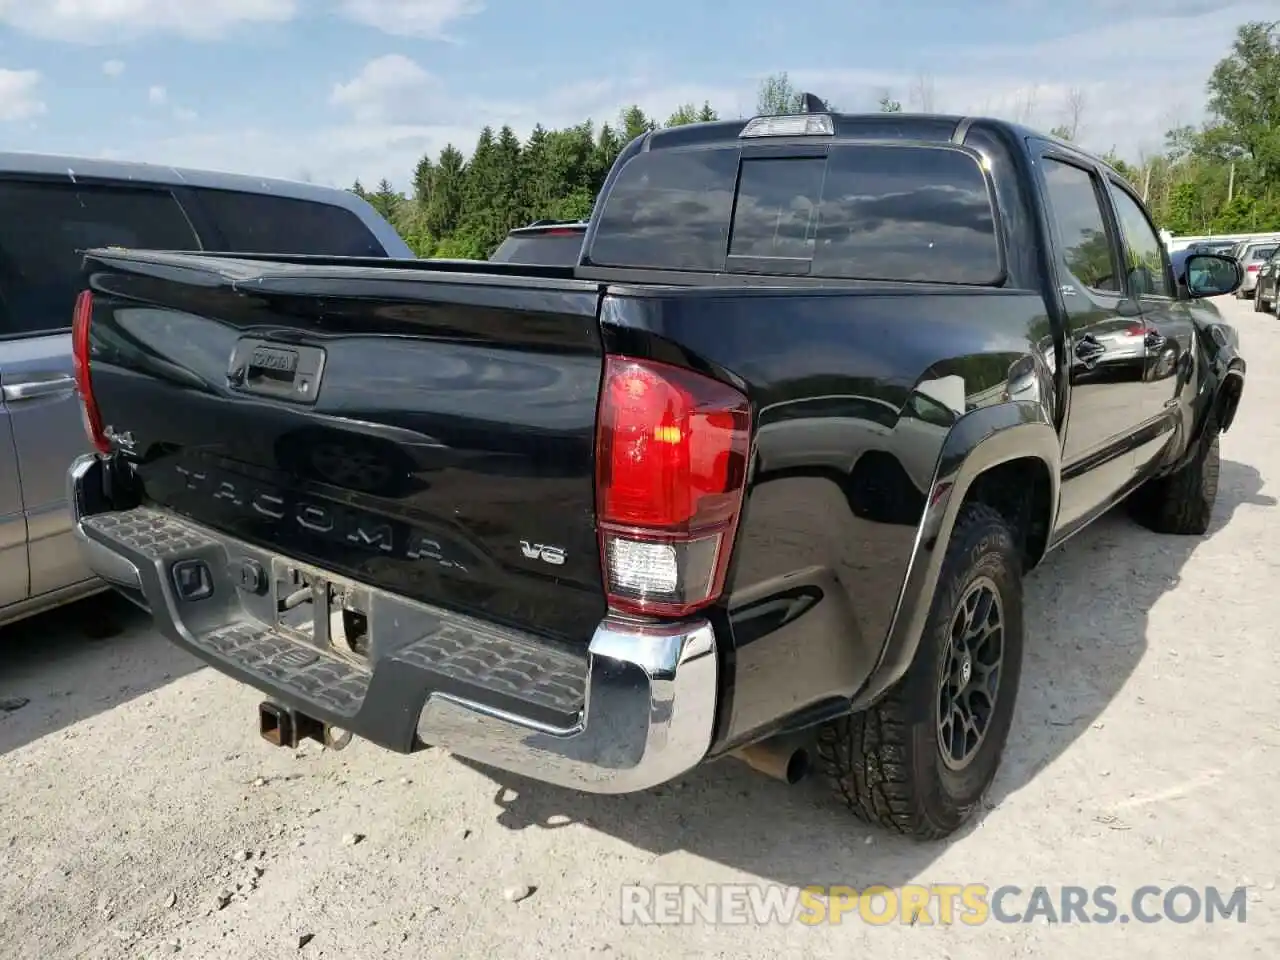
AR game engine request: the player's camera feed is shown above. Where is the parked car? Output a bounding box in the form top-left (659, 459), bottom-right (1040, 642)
top-left (489, 220), bottom-right (588, 265)
top-left (0, 152), bottom-right (411, 630)
top-left (68, 109), bottom-right (1245, 840)
top-left (1184, 239), bottom-right (1238, 256)
top-left (1234, 239), bottom-right (1279, 299)
top-left (1254, 247), bottom-right (1280, 313)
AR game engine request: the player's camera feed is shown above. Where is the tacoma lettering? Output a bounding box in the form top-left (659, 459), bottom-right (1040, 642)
top-left (167, 464), bottom-right (462, 569)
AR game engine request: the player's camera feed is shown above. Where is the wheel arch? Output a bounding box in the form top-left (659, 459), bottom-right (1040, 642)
top-left (849, 400), bottom-right (1059, 712)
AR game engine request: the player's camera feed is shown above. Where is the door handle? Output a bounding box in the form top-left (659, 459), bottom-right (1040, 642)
top-left (1, 375), bottom-right (76, 402)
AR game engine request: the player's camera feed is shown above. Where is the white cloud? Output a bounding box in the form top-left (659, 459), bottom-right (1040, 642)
top-left (792, 0), bottom-right (1274, 158)
top-left (95, 3), bottom-right (1271, 194)
top-left (0, 0), bottom-right (296, 43)
top-left (329, 54), bottom-right (442, 123)
top-left (335, 0), bottom-right (483, 39)
top-left (173, 106), bottom-right (198, 122)
top-left (102, 59), bottom-right (125, 77)
top-left (148, 85), bottom-right (167, 105)
top-left (0, 69), bottom-right (46, 122)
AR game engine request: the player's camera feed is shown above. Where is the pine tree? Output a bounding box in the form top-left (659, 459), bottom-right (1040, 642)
top-left (367, 178), bottom-right (401, 222)
top-left (411, 154), bottom-right (434, 206)
top-left (425, 144), bottom-right (465, 239)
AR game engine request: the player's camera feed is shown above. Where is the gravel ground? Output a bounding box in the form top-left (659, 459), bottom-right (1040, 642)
top-left (1, 296), bottom-right (1276, 959)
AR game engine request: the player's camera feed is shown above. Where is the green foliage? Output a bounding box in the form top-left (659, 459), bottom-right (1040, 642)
top-left (1139, 20), bottom-right (1280, 236)
top-left (757, 71), bottom-right (805, 116)
top-left (358, 29), bottom-right (1280, 261)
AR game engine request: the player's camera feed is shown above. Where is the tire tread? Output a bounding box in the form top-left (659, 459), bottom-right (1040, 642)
top-left (817, 502), bottom-right (1015, 840)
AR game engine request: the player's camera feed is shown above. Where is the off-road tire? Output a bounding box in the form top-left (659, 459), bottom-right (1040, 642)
top-left (817, 503), bottom-right (1024, 840)
top-left (1129, 420), bottom-right (1220, 535)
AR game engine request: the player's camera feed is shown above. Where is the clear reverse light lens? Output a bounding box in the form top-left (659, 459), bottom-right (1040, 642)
top-left (739, 114), bottom-right (835, 138)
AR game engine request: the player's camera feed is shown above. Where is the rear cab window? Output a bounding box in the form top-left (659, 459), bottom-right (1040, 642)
top-left (586, 142), bottom-right (1003, 284)
top-left (490, 231), bottom-right (586, 265)
top-left (0, 179), bottom-right (201, 337)
top-left (187, 188), bottom-right (388, 257)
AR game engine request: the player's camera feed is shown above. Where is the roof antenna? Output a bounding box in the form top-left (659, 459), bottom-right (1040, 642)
top-left (800, 92), bottom-right (829, 113)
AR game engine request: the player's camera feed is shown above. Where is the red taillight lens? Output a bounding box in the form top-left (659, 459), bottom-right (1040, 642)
top-left (595, 356), bottom-right (751, 617)
top-left (1247, 264), bottom-right (1259, 272)
top-left (72, 289), bottom-right (110, 454)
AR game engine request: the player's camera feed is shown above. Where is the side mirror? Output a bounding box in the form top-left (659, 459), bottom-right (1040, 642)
top-left (1184, 253), bottom-right (1242, 299)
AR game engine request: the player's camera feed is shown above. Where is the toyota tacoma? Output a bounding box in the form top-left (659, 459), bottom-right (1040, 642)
top-left (67, 107), bottom-right (1245, 839)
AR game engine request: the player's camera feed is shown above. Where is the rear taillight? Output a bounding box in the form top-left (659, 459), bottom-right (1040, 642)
top-left (72, 289), bottom-right (110, 454)
top-left (595, 356), bottom-right (751, 617)
top-left (1247, 264), bottom-right (1259, 272)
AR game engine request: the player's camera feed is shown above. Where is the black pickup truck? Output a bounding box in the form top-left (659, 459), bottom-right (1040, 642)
top-left (68, 110), bottom-right (1246, 839)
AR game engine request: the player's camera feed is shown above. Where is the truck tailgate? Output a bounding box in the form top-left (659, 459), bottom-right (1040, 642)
top-left (81, 252), bottom-right (609, 645)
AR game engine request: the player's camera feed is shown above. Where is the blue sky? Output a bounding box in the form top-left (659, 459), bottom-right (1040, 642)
top-left (0, 0), bottom-right (1269, 190)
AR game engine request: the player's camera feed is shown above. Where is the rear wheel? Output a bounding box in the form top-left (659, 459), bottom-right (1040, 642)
top-left (817, 503), bottom-right (1024, 839)
top-left (1129, 417), bottom-right (1220, 535)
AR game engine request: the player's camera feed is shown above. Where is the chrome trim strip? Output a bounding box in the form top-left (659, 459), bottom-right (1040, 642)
top-left (68, 454), bottom-right (143, 590)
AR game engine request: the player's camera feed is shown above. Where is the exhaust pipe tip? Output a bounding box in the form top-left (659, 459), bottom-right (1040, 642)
top-left (783, 746), bottom-right (811, 785)
top-left (732, 736), bottom-right (812, 785)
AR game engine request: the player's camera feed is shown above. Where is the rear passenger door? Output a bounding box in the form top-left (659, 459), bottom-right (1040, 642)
top-left (0, 178), bottom-right (201, 599)
top-left (1032, 148), bottom-right (1148, 531)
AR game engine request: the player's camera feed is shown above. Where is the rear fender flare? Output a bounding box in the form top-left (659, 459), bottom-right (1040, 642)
top-left (848, 401), bottom-right (1060, 714)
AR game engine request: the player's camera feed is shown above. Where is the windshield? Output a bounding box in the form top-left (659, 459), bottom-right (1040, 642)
top-left (1249, 246), bottom-right (1276, 261)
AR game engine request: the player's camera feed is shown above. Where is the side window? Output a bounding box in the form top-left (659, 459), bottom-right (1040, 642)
top-left (0, 180), bottom-right (200, 337)
top-left (190, 189), bottom-right (388, 257)
top-left (587, 147), bottom-right (740, 271)
top-left (1107, 183), bottom-right (1170, 298)
top-left (1039, 158), bottom-right (1120, 294)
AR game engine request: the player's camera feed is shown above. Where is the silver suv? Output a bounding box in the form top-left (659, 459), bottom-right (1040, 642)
top-left (0, 152), bottom-right (411, 629)
top-left (1230, 238), bottom-right (1280, 298)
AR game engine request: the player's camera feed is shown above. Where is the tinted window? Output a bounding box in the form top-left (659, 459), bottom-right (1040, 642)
top-left (588, 147), bottom-right (739, 271)
top-left (1040, 159), bottom-right (1120, 293)
top-left (813, 147), bottom-right (1000, 283)
top-left (590, 144), bottom-right (1000, 283)
top-left (191, 189), bottom-right (387, 257)
top-left (1249, 245), bottom-right (1276, 262)
top-left (1108, 184), bottom-right (1169, 297)
top-left (0, 180), bottom-right (200, 336)
top-left (490, 232), bottom-right (585, 265)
